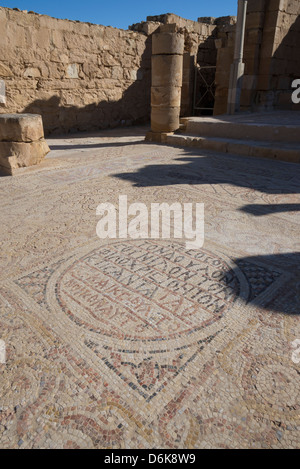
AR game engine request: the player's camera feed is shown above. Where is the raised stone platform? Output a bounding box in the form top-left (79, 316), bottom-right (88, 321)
top-left (182, 112), bottom-right (300, 143)
top-left (164, 112), bottom-right (300, 163)
top-left (0, 114), bottom-right (50, 175)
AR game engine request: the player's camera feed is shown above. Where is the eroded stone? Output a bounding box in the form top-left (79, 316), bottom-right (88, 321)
top-left (0, 139), bottom-right (50, 174)
top-left (0, 113), bottom-right (45, 142)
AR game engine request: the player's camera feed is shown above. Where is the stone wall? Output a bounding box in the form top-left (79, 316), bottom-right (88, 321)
top-left (0, 8), bottom-right (223, 134)
top-left (0, 7), bottom-right (152, 134)
top-left (256, 0), bottom-right (300, 110)
top-left (213, 23), bottom-right (236, 115)
top-left (1, 4), bottom-right (298, 130)
top-left (214, 0), bottom-right (300, 114)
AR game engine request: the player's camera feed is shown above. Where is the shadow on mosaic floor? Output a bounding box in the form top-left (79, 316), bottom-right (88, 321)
top-left (240, 204), bottom-right (300, 216)
top-left (48, 139), bottom-right (146, 151)
top-left (113, 150), bottom-right (300, 315)
top-left (231, 252), bottom-right (300, 315)
top-left (112, 149), bottom-right (300, 195)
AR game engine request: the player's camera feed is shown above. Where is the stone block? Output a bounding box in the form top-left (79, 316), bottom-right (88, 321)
top-left (242, 75), bottom-right (257, 90)
top-left (247, 0), bottom-right (265, 13)
top-left (0, 139), bottom-right (50, 174)
top-left (151, 106), bottom-right (180, 132)
top-left (24, 67), bottom-right (41, 78)
top-left (158, 23), bottom-right (178, 33)
top-left (0, 114), bottom-right (45, 142)
top-left (151, 86), bottom-right (181, 107)
top-left (246, 12), bottom-right (264, 29)
top-left (215, 38), bottom-right (224, 49)
top-left (276, 90), bottom-right (293, 107)
top-left (0, 62), bottom-right (12, 77)
top-left (152, 32), bottom-right (184, 55)
top-left (151, 55), bottom-right (183, 87)
top-left (141, 22), bottom-right (160, 36)
top-left (145, 131), bottom-right (172, 143)
top-left (65, 63), bottom-right (79, 79)
top-left (202, 138), bottom-right (228, 153)
top-left (240, 88), bottom-right (254, 107)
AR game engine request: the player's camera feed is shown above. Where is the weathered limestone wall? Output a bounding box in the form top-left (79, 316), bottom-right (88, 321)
top-left (213, 23), bottom-right (235, 115)
top-left (256, 0), bottom-right (300, 110)
top-left (214, 0), bottom-right (300, 114)
top-left (0, 8), bottom-right (223, 133)
top-left (0, 7), bottom-right (152, 134)
top-left (1, 5), bottom-right (297, 129)
top-left (240, 0), bottom-right (267, 111)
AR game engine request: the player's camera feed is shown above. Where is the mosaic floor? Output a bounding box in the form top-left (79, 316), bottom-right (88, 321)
top-left (0, 126), bottom-right (299, 449)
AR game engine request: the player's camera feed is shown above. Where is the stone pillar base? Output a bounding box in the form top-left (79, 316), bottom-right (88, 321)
top-left (145, 131), bottom-right (174, 143)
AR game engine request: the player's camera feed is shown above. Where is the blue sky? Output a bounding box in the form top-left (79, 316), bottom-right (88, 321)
top-left (0, 1), bottom-right (238, 29)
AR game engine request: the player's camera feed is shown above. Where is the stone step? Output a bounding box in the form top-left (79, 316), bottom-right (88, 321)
top-left (165, 134), bottom-right (300, 163)
top-left (183, 116), bottom-right (300, 143)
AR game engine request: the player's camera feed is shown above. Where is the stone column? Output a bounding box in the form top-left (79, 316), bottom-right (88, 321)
top-left (149, 25), bottom-right (184, 138)
top-left (227, 0), bottom-right (248, 114)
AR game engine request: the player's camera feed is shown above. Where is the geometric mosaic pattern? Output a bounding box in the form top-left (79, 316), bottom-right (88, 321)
top-left (0, 127), bottom-right (300, 448)
top-left (14, 240), bottom-right (287, 404)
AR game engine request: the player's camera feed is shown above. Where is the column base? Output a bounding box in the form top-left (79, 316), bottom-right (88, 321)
top-left (145, 131), bottom-right (174, 143)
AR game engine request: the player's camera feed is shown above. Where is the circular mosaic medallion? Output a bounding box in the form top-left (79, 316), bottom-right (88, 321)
top-left (54, 240), bottom-right (245, 342)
